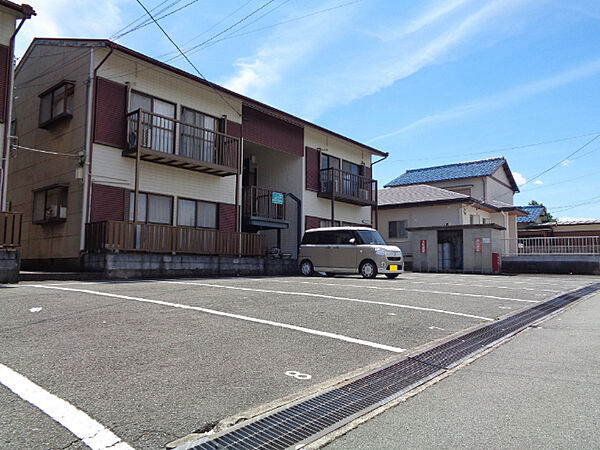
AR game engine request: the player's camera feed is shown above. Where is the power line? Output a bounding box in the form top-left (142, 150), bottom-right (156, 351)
top-left (383, 131), bottom-right (600, 164)
top-left (113, 0), bottom-right (199, 40)
top-left (520, 134), bottom-right (600, 188)
top-left (134, 0), bottom-right (242, 117)
top-left (109, 0), bottom-right (175, 39)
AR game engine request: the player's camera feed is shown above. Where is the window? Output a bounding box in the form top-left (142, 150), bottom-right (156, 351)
top-left (129, 192), bottom-right (172, 224)
top-left (180, 107), bottom-right (219, 162)
top-left (319, 219), bottom-right (341, 228)
top-left (32, 185), bottom-right (68, 224)
top-left (356, 229), bottom-right (387, 245)
top-left (39, 82), bottom-right (74, 128)
top-left (389, 220), bottom-right (408, 239)
top-left (177, 198), bottom-right (217, 229)
top-left (319, 153), bottom-right (340, 194)
top-left (129, 91), bottom-right (176, 154)
top-left (470, 214), bottom-right (481, 224)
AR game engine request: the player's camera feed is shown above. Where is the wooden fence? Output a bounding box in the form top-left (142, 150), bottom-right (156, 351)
top-left (85, 220), bottom-right (265, 256)
top-left (0, 212), bottom-right (22, 248)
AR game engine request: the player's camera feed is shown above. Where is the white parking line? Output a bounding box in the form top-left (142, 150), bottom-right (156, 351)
top-left (266, 280), bottom-right (539, 303)
top-left (0, 363), bottom-right (133, 450)
top-left (26, 285), bottom-right (405, 353)
top-left (392, 280), bottom-right (558, 293)
top-left (162, 280), bottom-right (495, 321)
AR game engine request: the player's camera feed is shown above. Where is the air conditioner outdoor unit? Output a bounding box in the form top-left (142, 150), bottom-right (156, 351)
top-left (359, 189), bottom-right (369, 200)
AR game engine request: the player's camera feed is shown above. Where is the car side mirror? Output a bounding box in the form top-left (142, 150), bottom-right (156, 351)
top-left (349, 238), bottom-right (356, 245)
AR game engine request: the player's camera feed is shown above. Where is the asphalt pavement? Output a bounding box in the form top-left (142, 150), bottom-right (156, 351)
top-left (0, 273), bottom-right (597, 449)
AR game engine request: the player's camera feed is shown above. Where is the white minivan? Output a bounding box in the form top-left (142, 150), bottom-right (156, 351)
top-left (299, 227), bottom-right (404, 278)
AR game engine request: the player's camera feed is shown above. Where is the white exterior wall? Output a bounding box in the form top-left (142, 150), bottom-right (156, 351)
top-left (378, 204), bottom-right (462, 254)
top-left (302, 126), bottom-right (373, 229)
top-left (487, 167), bottom-right (515, 204)
top-left (0, 8), bottom-right (18, 44)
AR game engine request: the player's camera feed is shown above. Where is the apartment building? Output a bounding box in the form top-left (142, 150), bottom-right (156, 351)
top-left (7, 38), bottom-right (384, 272)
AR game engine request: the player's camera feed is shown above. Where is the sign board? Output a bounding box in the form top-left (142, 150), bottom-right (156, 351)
top-left (474, 237), bottom-right (482, 253)
top-left (482, 237), bottom-right (491, 244)
top-left (271, 192), bottom-right (284, 205)
top-left (420, 240), bottom-right (427, 254)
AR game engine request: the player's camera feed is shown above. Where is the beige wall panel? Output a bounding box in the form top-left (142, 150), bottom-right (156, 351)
top-left (428, 178), bottom-right (484, 200)
top-left (91, 144), bottom-right (235, 203)
top-left (0, 10), bottom-right (17, 44)
top-left (244, 144), bottom-right (303, 197)
top-left (96, 50), bottom-right (242, 120)
top-left (488, 167), bottom-right (514, 204)
top-left (303, 190), bottom-right (371, 226)
top-left (304, 126), bottom-right (372, 167)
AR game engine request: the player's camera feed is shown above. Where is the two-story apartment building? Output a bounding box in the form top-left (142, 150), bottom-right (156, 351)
top-left (7, 38), bottom-right (384, 273)
top-left (379, 158), bottom-right (525, 272)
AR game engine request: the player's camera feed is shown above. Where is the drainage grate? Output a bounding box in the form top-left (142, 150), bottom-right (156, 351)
top-left (179, 282), bottom-right (600, 450)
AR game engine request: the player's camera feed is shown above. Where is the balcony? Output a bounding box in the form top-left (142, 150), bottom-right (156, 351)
top-left (0, 212), bottom-right (22, 248)
top-left (124, 109), bottom-right (239, 176)
top-left (85, 220), bottom-right (265, 256)
top-left (318, 168), bottom-right (377, 206)
top-left (242, 186), bottom-right (288, 230)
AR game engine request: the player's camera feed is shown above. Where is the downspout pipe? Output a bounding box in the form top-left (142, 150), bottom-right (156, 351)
top-left (370, 152), bottom-right (388, 230)
top-left (1, 10), bottom-right (34, 211)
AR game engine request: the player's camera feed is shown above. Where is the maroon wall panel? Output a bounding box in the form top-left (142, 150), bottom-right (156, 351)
top-left (305, 147), bottom-right (319, 191)
top-left (219, 203), bottom-right (236, 232)
top-left (94, 77), bottom-right (127, 148)
top-left (364, 165), bottom-right (372, 180)
top-left (305, 216), bottom-right (321, 231)
top-left (226, 120), bottom-right (242, 139)
top-left (90, 183), bottom-right (126, 222)
top-left (0, 45), bottom-right (9, 123)
top-left (242, 104), bottom-right (303, 157)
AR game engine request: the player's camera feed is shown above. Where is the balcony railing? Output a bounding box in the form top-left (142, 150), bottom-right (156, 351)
top-left (243, 186), bottom-right (286, 221)
top-left (85, 221), bottom-right (265, 256)
top-left (0, 212), bottom-right (22, 248)
top-left (125, 109), bottom-right (239, 176)
top-left (318, 167), bottom-right (376, 206)
top-left (502, 236), bottom-right (600, 256)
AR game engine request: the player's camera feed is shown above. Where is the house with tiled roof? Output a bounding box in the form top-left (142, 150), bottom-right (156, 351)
top-left (384, 157), bottom-right (519, 205)
top-left (378, 158), bottom-right (525, 273)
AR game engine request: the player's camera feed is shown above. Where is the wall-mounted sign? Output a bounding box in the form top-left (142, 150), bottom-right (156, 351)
top-left (482, 237), bottom-right (491, 244)
top-left (271, 192), bottom-right (284, 205)
top-left (474, 237), bottom-right (482, 253)
top-left (420, 240), bottom-right (427, 254)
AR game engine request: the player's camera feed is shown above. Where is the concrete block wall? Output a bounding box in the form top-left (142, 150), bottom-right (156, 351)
top-left (83, 252), bottom-right (298, 279)
top-left (0, 249), bottom-right (20, 283)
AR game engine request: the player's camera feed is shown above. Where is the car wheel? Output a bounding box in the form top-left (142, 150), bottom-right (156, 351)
top-left (385, 273), bottom-right (399, 279)
top-left (360, 260), bottom-right (377, 279)
top-left (300, 260), bottom-right (314, 276)
top-left (325, 272), bottom-right (335, 277)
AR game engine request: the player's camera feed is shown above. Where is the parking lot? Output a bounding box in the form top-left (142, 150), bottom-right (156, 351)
top-left (1, 272), bottom-right (598, 449)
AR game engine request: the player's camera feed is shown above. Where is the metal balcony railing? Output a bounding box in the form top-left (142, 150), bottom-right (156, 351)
top-left (242, 186), bottom-right (286, 221)
top-left (318, 167), bottom-right (376, 206)
top-left (125, 109), bottom-right (239, 176)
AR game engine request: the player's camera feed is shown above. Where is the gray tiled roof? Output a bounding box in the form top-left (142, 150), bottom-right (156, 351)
top-left (378, 184), bottom-right (469, 206)
top-left (384, 157), bottom-right (513, 188)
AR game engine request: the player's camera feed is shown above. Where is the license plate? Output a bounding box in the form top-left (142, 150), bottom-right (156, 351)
top-left (389, 265), bottom-right (398, 271)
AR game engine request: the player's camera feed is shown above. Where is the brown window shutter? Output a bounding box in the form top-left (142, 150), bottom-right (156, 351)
top-left (94, 77), bottom-right (127, 148)
top-left (90, 183), bottom-right (126, 222)
top-left (364, 165), bottom-right (372, 180)
top-left (0, 45), bottom-right (9, 123)
top-left (219, 203), bottom-right (236, 232)
top-left (305, 147), bottom-right (320, 191)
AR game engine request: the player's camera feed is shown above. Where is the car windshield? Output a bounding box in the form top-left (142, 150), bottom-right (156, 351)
top-left (356, 230), bottom-right (387, 245)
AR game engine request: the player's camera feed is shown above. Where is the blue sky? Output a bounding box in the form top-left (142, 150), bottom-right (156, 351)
top-left (16, 0), bottom-right (600, 219)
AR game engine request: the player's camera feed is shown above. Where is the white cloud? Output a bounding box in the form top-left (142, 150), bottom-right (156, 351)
top-left (561, 159), bottom-right (570, 166)
top-left (557, 217), bottom-right (598, 222)
top-left (513, 172), bottom-right (527, 186)
top-left (15, 0), bottom-right (126, 57)
top-left (533, 180), bottom-right (544, 185)
top-left (369, 57), bottom-right (600, 142)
